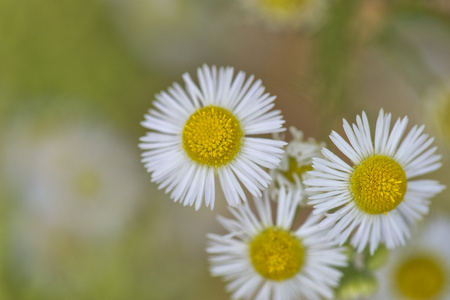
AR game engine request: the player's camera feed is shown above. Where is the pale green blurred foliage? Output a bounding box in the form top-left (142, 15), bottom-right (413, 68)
top-left (0, 0), bottom-right (449, 299)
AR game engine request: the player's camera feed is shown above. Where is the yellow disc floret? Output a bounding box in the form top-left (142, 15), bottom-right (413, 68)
top-left (183, 106), bottom-right (243, 167)
top-left (351, 155), bottom-right (407, 215)
top-left (249, 227), bottom-right (304, 280)
top-left (259, 0), bottom-right (307, 13)
top-left (283, 157), bottom-right (313, 183)
top-left (396, 255), bottom-right (445, 299)
top-left (73, 169), bottom-right (102, 197)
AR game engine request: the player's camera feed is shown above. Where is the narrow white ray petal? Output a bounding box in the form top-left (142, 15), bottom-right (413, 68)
top-left (307, 170), bottom-right (348, 181)
top-left (194, 167), bottom-right (207, 210)
top-left (169, 162), bottom-right (196, 201)
top-left (229, 73), bottom-right (255, 110)
top-left (226, 70), bottom-right (245, 108)
top-left (385, 116), bottom-right (408, 156)
top-left (197, 64), bottom-right (213, 105)
top-left (182, 72), bottom-right (202, 107)
top-left (254, 282), bottom-right (272, 300)
top-left (254, 192), bottom-right (273, 227)
top-left (378, 111), bottom-right (392, 153)
top-left (204, 168), bottom-right (215, 210)
top-left (399, 135), bottom-right (433, 167)
top-left (343, 119), bottom-right (364, 161)
top-left (407, 162), bottom-right (441, 178)
top-left (219, 167), bottom-right (246, 207)
top-left (369, 216), bottom-right (381, 254)
top-left (359, 111), bottom-right (374, 155)
top-left (320, 148), bottom-right (353, 172)
top-left (330, 131), bottom-right (360, 163)
top-left (141, 115), bottom-right (180, 134)
top-left (395, 124), bottom-right (423, 160)
top-left (230, 162), bottom-right (261, 197)
top-left (374, 109), bottom-right (385, 153)
top-left (351, 122), bottom-right (369, 158)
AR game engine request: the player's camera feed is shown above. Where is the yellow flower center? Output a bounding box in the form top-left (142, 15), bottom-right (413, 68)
top-left (182, 106), bottom-right (243, 167)
top-left (396, 255), bottom-right (445, 299)
top-left (259, 0), bottom-right (307, 13)
top-left (351, 155), bottom-right (407, 215)
top-left (249, 227), bottom-right (304, 281)
top-left (283, 157), bottom-right (313, 183)
top-left (73, 169), bottom-right (102, 197)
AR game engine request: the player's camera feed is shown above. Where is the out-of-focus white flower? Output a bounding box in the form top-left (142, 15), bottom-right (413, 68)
top-left (207, 188), bottom-right (347, 300)
top-left (237, 0), bottom-right (330, 31)
top-left (2, 120), bottom-right (145, 238)
top-left (106, 0), bottom-right (224, 71)
top-left (424, 82), bottom-right (450, 147)
top-left (306, 109), bottom-right (445, 254)
top-left (139, 64), bottom-right (286, 210)
top-left (270, 127), bottom-right (324, 204)
top-left (374, 217), bottom-right (450, 300)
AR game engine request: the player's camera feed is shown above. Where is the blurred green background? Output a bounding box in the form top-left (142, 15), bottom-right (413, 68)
top-left (1, 0), bottom-right (450, 299)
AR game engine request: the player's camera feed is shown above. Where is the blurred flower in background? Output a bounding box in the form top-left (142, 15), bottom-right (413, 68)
top-left (0, 108), bottom-right (145, 297)
top-left (237, 0), bottom-right (329, 31)
top-left (106, 0), bottom-right (230, 73)
top-left (424, 83), bottom-right (450, 148)
top-left (2, 115), bottom-right (144, 239)
top-left (0, 0), bottom-right (449, 299)
top-left (374, 217), bottom-right (450, 300)
top-left (270, 126), bottom-right (325, 203)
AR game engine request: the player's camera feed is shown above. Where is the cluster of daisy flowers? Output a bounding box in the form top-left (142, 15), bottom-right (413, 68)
top-left (139, 64), bottom-right (445, 299)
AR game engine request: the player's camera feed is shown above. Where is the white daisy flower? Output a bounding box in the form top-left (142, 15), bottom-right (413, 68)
top-left (207, 187), bottom-right (347, 300)
top-left (270, 126), bottom-right (325, 204)
top-left (305, 109), bottom-right (445, 254)
top-left (374, 217), bottom-right (450, 300)
top-left (139, 64), bottom-right (286, 210)
top-left (238, 0), bottom-right (329, 31)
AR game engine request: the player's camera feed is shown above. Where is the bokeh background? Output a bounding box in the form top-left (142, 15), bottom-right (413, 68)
top-left (1, 0), bottom-right (450, 299)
